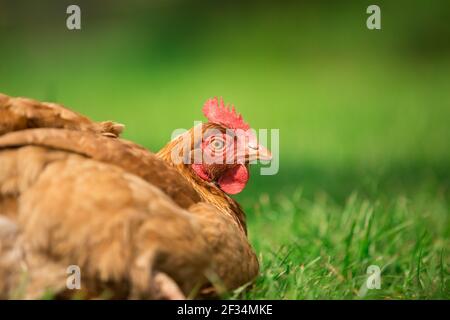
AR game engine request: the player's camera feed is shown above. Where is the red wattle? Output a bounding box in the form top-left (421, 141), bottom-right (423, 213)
top-left (217, 164), bottom-right (249, 194)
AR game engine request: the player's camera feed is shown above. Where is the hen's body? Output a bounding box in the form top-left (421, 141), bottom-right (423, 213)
top-left (0, 94), bottom-right (258, 299)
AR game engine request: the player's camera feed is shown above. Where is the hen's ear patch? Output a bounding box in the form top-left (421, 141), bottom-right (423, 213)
top-left (202, 97), bottom-right (250, 130)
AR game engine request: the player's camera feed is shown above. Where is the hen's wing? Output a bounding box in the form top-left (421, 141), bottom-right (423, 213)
top-left (0, 128), bottom-right (200, 209)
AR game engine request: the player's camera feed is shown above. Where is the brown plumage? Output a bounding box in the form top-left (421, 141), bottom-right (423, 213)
top-left (0, 93), bottom-right (268, 299)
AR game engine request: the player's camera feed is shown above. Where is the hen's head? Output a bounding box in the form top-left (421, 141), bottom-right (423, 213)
top-left (158, 98), bottom-right (271, 195)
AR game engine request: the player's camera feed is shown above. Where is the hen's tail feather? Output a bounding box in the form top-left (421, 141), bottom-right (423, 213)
top-left (0, 93), bottom-right (124, 138)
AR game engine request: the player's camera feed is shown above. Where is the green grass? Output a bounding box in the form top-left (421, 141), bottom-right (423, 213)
top-left (1, 1), bottom-right (449, 299)
top-left (240, 183), bottom-right (449, 299)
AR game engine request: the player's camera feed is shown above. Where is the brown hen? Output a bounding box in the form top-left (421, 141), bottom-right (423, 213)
top-left (0, 94), bottom-right (271, 299)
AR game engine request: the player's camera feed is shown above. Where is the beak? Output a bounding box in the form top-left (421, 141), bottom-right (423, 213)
top-left (247, 143), bottom-right (272, 162)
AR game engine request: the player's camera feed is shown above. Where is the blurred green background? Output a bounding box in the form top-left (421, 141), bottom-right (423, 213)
top-left (0, 0), bottom-right (448, 298)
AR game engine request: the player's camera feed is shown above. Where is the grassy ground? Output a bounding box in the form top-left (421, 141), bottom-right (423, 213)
top-left (1, 1), bottom-right (449, 299)
top-left (241, 178), bottom-right (448, 299)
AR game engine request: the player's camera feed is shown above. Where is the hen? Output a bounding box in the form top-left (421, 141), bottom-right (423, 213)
top-left (0, 94), bottom-right (271, 299)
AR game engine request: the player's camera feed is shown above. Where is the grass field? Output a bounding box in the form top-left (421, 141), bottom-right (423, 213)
top-left (242, 178), bottom-right (448, 299)
top-left (0, 1), bottom-right (449, 299)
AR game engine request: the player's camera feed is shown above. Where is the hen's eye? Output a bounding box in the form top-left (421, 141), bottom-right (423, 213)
top-left (211, 139), bottom-right (225, 150)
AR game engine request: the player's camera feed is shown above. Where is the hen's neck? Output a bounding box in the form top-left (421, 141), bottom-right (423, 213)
top-left (156, 129), bottom-right (247, 233)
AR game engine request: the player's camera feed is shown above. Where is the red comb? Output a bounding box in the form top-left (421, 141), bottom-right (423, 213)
top-left (202, 97), bottom-right (250, 130)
